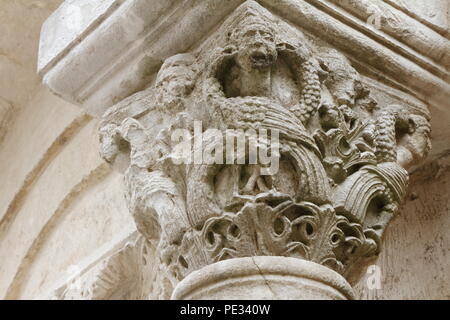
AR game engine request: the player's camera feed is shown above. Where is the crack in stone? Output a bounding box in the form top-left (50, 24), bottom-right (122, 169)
top-left (250, 256), bottom-right (278, 298)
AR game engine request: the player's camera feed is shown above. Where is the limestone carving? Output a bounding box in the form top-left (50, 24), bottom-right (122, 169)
top-left (0, 98), bottom-right (12, 144)
top-left (98, 1), bottom-right (431, 295)
top-left (52, 236), bottom-right (163, 300)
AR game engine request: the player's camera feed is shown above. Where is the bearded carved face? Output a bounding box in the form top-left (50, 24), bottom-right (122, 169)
top-left (154, 54), bottom-right (196, 111)
top-left (235, 23), bottom-right (278, 70)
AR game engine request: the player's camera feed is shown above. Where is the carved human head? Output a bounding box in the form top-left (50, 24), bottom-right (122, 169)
top-left (155, 53), bottom-right (196, 112)
top-left (231, 13), bottom-right (278, 70)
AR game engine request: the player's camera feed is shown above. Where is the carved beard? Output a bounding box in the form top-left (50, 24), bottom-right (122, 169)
top-left (156, 78), bottom-right (194, 113)
top-left (239, 43), bottom-right (277, 70)
top-left (155, 87), bottom-right (184, 114)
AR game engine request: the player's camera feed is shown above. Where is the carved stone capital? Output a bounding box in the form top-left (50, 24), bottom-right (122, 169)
top-left (39, 0), bottom-right (441, 300)
top-left (94, 1), bottom-right (432, 298)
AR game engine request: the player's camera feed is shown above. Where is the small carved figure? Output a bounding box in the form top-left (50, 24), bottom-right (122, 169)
top-left (97, 0), bottom-right (431, 296)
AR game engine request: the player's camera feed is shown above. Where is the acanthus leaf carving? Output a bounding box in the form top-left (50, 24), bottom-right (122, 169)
top-left (97, 0), bottom-right (431, 297)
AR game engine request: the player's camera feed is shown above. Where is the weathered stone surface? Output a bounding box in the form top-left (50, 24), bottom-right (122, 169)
top-left (384, 0), bottom-right (449, 35)
top-left (38, 0), bottom-right (121, 73)
top-left (172, 256), bottom-right (355, 300)
top-left (97, 0), bottom-right (433, 298)
top-left (0, 0), bottom-right (62, 109)
top-left (0, 98), bottom-right (13, 144)
top-left (356, 159), bottom-right (450, 299)
top-left (0, 0), bottom-right (448, 301)
top-left (38, 0), bottom-right (450, 117)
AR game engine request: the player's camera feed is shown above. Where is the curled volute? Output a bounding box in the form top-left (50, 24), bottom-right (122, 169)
top-left (98, 0), bottom-right (431, 292)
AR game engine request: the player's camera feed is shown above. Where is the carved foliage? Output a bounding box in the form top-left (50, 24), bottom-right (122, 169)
top-left (98, 0), bottom-right (432, 291)
top-left (53, 236), bottom-right (157, 300)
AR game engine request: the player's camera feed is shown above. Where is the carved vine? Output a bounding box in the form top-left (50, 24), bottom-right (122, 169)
top-left (97, 0), bottom-right (431, 294)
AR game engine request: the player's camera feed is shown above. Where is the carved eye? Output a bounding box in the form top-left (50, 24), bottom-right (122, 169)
top-left (261, 31), bottom-right (273, 41)
top-left (244, 30), bottom-right (257, 37)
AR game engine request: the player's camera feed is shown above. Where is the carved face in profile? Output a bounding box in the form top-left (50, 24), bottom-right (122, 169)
top-left (234, 22), bottom-right (277, 70)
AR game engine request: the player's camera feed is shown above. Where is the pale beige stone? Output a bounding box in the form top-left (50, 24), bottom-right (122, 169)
top-left (0, 0), bottom-right (448, 301)
top-left (0, 0), bottom-right (62, 110)
top-left (172, 257), bottom-right (355, 300)
top-left (0, 98), bottom-right (12, 144)
top-left (37, 0), bottom-right (450, 117)
top-left (96, 0), bottom-right (434, 298)
top-left (384, 0), bottom-right (449, 34)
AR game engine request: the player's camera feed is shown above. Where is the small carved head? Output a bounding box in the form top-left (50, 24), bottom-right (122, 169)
top-left (155, 53), bottom-right (197, 112)
top-left (318, 103), bottom-right (340, 131)
top-left (230, 13), bottom-right (278, 70)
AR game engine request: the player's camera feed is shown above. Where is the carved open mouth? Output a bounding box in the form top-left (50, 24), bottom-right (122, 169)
top-left (250, 51), bottom-right (271, 67)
